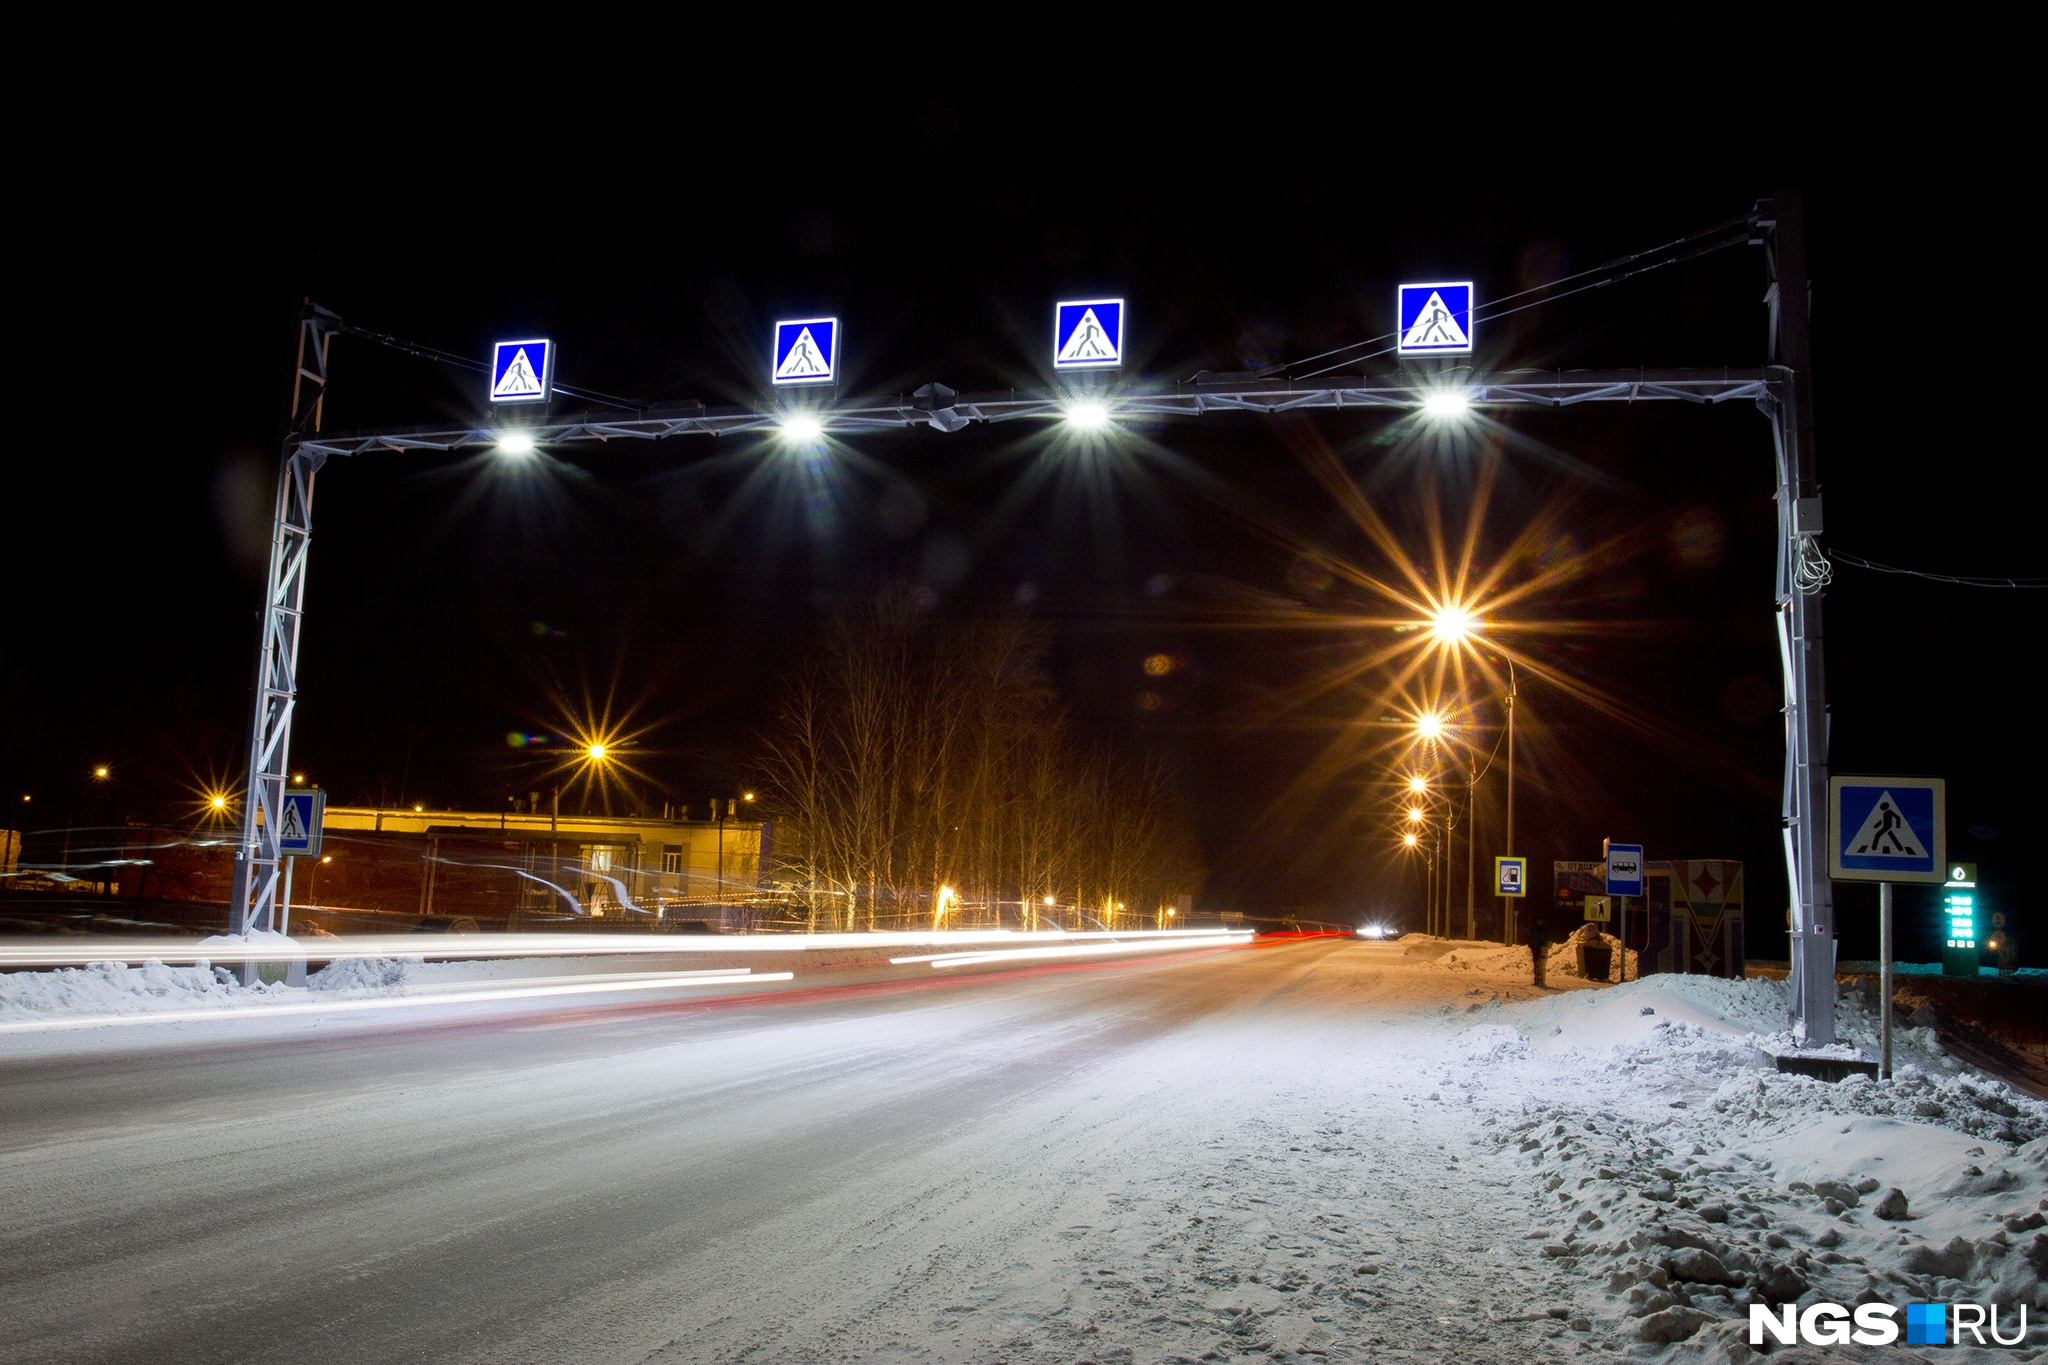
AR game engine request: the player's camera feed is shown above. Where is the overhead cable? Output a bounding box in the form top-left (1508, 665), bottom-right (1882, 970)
top-left (1269, 210), bottom-right (1757, 382)
top-left (1830, 549), bottom-right (2047, 590)
top-left (341, 324), bottom-right (647, 412)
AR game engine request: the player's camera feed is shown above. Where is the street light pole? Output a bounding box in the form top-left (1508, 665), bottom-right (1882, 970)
top-left (1464, 758), bottom-right (1475, 943)
top-left (1501, 660), bottom-right (1517, 945)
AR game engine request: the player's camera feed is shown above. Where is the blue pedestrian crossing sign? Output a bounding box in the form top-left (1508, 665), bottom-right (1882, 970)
top-left (1495, 855), bottom-right (1527, 898)
top-left (773, 317), bottom-right (839, 386)
top-left (1829, 775), bottom-right (1945, 883)
top-left (1396, 282), bottom-right (1474, 357)
top-left (276, 788), bottom-right (325, 858)
top-left (490, 338), bottom-right (553, 404)
top-left (1603, 840), bottom-right (1644, 897)
top-left (1054, 299), bottom-right (1124, 370)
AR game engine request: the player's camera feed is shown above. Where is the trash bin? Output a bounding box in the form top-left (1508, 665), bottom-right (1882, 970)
top-left (1579, 944), bottom-right (1613, 982)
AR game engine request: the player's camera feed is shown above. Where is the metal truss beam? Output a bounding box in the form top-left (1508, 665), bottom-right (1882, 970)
top-left (226, 303), bottom-right (337, 973)
top-left (288, 368), bottom-right (1773, 459)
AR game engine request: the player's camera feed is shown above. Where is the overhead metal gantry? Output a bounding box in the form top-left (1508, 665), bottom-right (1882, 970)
top-left (291, 368), bottom-right (1774, 457)
top-left (230, 194), bottom-right (1839, 1048)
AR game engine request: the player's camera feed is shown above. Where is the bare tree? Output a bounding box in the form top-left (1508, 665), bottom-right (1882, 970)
top-left (752, 590), bottom-right (1202, 932)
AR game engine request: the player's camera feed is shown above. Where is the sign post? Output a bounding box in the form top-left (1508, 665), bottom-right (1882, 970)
top-left (1940, 862), bottom-right (1978, 980)
top-left (1494, 856), bottom-right (1527, 906)
top-left (275, 787), bottom-right (325, 941)
top-left (1830, 776), bottom-right (1946, 1073)
top-left (1604, 840), bottom-right (1643, 981)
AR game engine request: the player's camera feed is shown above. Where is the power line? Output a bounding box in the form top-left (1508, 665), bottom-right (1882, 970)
top-left (1270, 210), bottom-right (1756, 382)
top-left (1829, 549), bottom-right (2047, 590)
top-left (340, 324), bottom-right (647, 412)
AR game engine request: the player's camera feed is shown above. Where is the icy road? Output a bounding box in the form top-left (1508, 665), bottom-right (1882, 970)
top-left (3, 936), bottom-right (2045, 1364)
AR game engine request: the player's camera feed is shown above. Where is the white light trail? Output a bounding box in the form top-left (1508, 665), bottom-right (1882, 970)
top-left (0, 969), bottom-right (792, 1034)
top-left (0, 929), bottom-right (1247, 969)
top-left (891, 933), bottom-right (1252, 970)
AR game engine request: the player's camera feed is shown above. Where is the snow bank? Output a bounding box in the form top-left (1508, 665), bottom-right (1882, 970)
top-left (0, 958), bottom-right (262, 1017)
top-left (1425, 930), bottom-right (1639, 983)
top-left (0, 949), bottom-right (545, 1022)
top-left (1443, 970), bottom-right (2048, 1354)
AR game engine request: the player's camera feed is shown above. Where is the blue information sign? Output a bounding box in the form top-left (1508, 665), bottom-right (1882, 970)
top-left (490, 339), bottom-right (553, 404)
top-left (1396, 282), bottom-right (1474, 357)
top-left (1829, 775), bottom-right (1945, 883)
top-left (276, 789), bottom-right (325, 858)
top-left (1054, 299), bottom-right (1124, 370)
top-left (1603, 841), bottom-right (1644, 897)
top-left (773, 318), bottom-right (838, 386)
top-left (1495, 855), bottom-right (1527, 898)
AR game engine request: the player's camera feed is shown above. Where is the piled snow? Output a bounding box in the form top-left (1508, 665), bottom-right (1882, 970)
top-left (0, 958), bottom-right (262, 1017)
top-left (1441, 971), bottom-right (2048, 1357)
top-left (1422, 931), bottom-right (1639, 983)
top-left (0, 949), bottom-right (546, 1023)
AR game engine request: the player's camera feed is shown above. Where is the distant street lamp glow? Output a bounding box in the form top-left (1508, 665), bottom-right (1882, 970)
top-left (1407, 806), bottom-right (1425, 823)
top-left (93, 766), bottom-right (109, 779)
top-left (585, 743), bottom-right (609, 762)
top-left (1429, 604), bottom-right (1477, 645)
top-left (1407, 775), bottom-right (1428, 793)
top-left (1422, 390), bottom-right (1471, 419)
top-left (779, 414), bottom-right (825, 444)
top-left (210, 795), bottom-right (227, 811)
top-left (495, 431), bottom-right (537, 456)
top-left (1065, 401), bottom-right (1111, 430)
top-left (1415, 712), bottom-right (1446, 740)
top-left (1403, 831), bottom-right (1420, 847)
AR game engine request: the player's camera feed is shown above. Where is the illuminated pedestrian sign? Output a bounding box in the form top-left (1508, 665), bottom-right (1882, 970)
top-left (490, 338), bottom-right (553, 404)
top-left (1828, 775), bottom-right (1945, 883)
top-left (1603, 840), bottom-right (1644, 897)
top-left (1396, 282), bottom-right (1474, 357)
top-left (1054, 298), bottom-right (1124, 370)
top-left (276, 788), bottom-right (325, 858)
top-left (1495, 855), bottom-right (1527, 898)
top-left (773, 317), bottom-right (838, 386)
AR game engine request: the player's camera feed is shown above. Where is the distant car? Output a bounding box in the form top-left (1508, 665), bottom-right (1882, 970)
top-left (1354, 924), bottom-right (1405, 940)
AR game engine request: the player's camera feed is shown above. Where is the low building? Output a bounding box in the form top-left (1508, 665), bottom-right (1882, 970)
top-left (307, 806), bottom-right (774, 929)
top-left (18, 807), bottom-right (777, 934)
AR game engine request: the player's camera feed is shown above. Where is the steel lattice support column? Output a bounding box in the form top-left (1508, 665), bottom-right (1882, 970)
top-left (226, 305), bottom-right (336, 964)
top-left (1757, 192), bottom-right (1836, 1046)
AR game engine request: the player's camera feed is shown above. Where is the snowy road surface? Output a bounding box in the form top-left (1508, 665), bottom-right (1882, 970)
top-left (4, 936), bottom-right (2045, 1364)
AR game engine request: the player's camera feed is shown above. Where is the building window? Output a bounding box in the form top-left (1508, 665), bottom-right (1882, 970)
top-left (588, 846), bottom-right (613, 873)
top-left (661, 846), bottom-right (684, 874)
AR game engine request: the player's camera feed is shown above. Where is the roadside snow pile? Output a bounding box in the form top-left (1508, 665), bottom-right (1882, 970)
top-left (0, 950), bottom-right (562, 1023)
top-left (1445, 971), bottom-right (2048, 1355)
top-left (1430, 932), bottom-right (1639, 983)
top-left (0, 958), bottom-right (265, 1018)
top-left (306, 957), bottom-right (418, 991)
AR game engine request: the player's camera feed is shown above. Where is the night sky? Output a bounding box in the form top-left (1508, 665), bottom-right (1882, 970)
top-left (7, 88), bottom-right (2037, 962)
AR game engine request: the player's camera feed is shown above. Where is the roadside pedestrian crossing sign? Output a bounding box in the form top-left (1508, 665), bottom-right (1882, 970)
top-left (490, 338), bottom-right (554, 404)
top-left (275, 788), bottom-right (325, 858)
top-left (773, 317), bottom-right (839, 386)
top-left (1054, 299), bottom-right (1124, 370)
top-left (1396, 282), bottom-right (1474, 357)
top-left (1829, 775), bottom-right (1944, 882)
